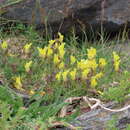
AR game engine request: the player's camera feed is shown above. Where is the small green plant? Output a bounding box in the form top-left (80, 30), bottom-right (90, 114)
top-left (126, 124), bottom-right (130, 130)
top-left (103, 71), bottom-right (130, 103)
top-left (106, 116), bottom-right (118, 130)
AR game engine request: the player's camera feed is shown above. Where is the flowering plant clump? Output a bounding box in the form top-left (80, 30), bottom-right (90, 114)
top-left (0, 33), bottom-right (125, 100)
top-left (113, 51), bottom-right (120, 71)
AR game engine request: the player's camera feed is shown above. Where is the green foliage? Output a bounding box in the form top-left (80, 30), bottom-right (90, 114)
top-left (106, 116), bottom-right (118, 130)
top-left (0, 0), bottom-right (24, 8)
top-left (0, 86), bottom-right (23, 110)
top-left (126, 124), bottom-right (130, 130)
top-left (0, 99), bottom-right (25, 130)
top-left (103, 71), bottom-right (130, 103)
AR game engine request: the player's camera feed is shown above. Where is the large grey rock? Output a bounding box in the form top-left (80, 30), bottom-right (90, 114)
top-left (71, 104), bottom-right (130, 130)
top-left (0, 0), bottom-right (130, 33)
top-left (57, 101), bottom-right (130, 130)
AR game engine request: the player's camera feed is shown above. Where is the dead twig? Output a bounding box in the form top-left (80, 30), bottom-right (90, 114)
top-left (89, 98), bottom-right (130, 112)
top-left (49, 121), bottom-right (77, 130)
top-left (60, 96), bottom-right (130, 118)
top-left (60, 97), bottom-right (83, 117)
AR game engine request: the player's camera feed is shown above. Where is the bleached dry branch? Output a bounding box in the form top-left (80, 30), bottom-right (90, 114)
top-left (60, 96), bottom-right (130, 117)
top-left (88, 97), bottom-right (130, 112)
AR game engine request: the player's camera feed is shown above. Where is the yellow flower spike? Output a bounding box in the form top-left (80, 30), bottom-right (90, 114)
top-left (49, 40), bottom-right (55, 46)
top-left (58, 62), bottom-right (64, 69)
top-left (70, 55), bottom-right (76, 65)
top-left (58, 32), bottom-right (64, 42)
top-left (113, 51), bottom-right (120, 61)
top-left (91, 77), bottom-right (97, 87)
top-left (62, 70), bottom-right (69, 81)
top-left (95, 72), bottom-right (103, 79)
top-left (114, 61), bottom-right (120, 72)
top-left (77, 59), bottom-right (98, 71)
top-left (88, 59), bottom-right (98, 70)
top-left (55, 72), bottom-right (62, 81)
top-left (37, 47), bottom-right (47, 58)
top-left (24, 43), bottom-right (32, 53)
top-left (24, 61), bottom-right (32, 72)
top-left (77, 60), bottom-right (87, 70)
top-left (113, 51), bottom-right (120, 71)
top-left (58, 43), bottom-right (65, 59)
top-left (87, 47), bottom-right (96, 59)
top-left (99, 58), bottom-right (107, 68)
top-left (70, 69), bottom-right (77, 80)
top-left (14, 76), bottom-right (23, 90)
top-left (1, 41), bottom-right (8, 50)
top-left (82, 69), bottom-right (90, 79)
top-left (53, 54), bottom-right (60, 65)
top-left (47, 47), bottom-right (53, 57)
top-left (59, 49), bottom-right (65, 59)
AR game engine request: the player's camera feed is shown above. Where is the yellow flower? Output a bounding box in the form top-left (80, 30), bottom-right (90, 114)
top-left (54, 42), bottom-right (59, 49)
top-left (24, 61), bottom-right (32, 72)
top-left (77, 59), bottom-right (98, 71)
top-left (90, 72), bottom-right (103, 87)
top-left (58, 62), bottom-right (64, 69)
top-left (87, 47), bottom-right (96, 59)
top-left (13, 76), bottom-right (23, 90)
top-left (87, 59), bottom-right (98, 70)
top-left (1, 41), bottom-right (8, 50)
top-left (40, 91), bottom-right (46, 96)
top-left (70, 69), bottom-right (77, 80)
top-left (49, 40), bottom-right (55, 46)
top-left (70, 55), bottom-right (76, 65)
top-left (55, 72), bottom-right (62, 81)
top-left (47, 47), bottom-right (53, 57)
top-left (97, 91), bottom-right (103, 95)
top-left (29, 90), bottom-right (35, 95)
top-left (99, 58), bottom-right (107, 68)
top-left (62, 70), bottom-right (69, 81)
top-left (53, 54), bottom-right (60, 65)
top-left (91, 77), bottom-right (97, 87)
top-left (59, 49), bottom-right (65, 59)
top-left (8, 53), bottom-right (16, 57)
top-left (82, 69), bottom-right (90, 79)
top-left (77, 59), bottom-right (88, 70)
top-left (24, 43), bottom-right (32, 53)
top-left (58, 32), bottom-right (64, 42)
top-left (95, 72), bottom-right (103, 79)
top-left (58, 43), bottom-right (65, 59)
top-left (113, 52), bottom-right (120, 61)
top-left (113, 51), bottom-right (120, 71)
top-left (59, 43), bottom-right (65, 50)
top-left (37, 47), bottom-right (47, 58)
top-left (114, 61), bottom-right (120, 72)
